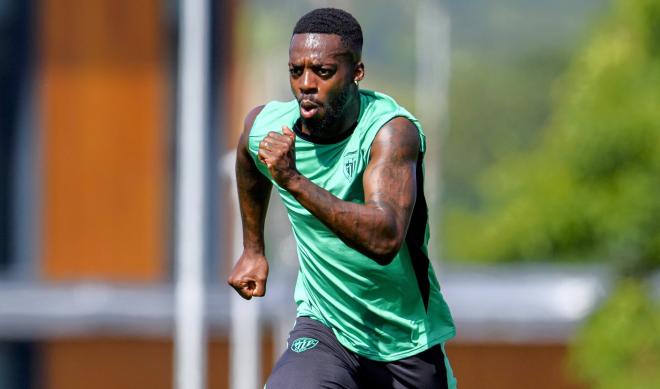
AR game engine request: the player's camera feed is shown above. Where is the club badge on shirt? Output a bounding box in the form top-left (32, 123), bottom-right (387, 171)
top-left (343, 150), bottom-right (358, 180)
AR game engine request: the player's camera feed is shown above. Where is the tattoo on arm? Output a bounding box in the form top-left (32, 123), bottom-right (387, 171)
top-left (284, 117), bottom-right (420, 264)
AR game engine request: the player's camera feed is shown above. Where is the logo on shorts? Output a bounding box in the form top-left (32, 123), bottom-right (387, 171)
top-left (290, 337), bottom-right (319, 353)
top-left (343, 151), bottom-right (358, 180)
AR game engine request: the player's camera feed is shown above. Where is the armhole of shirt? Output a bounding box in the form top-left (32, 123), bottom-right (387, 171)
top-left (246, 103), bottom-right (272, 176)
top-left (363, 112), bottom-right (426, 163)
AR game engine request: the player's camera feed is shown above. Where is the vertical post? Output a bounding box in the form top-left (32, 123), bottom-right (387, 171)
top-left (174, 0), bottom-right (209, 388)
top-left (416, 0), bottom-right (450, 259)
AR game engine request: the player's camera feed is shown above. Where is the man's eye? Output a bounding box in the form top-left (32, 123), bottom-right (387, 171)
top-left (318, 69), bottom-right (332, 77)
top-left (289, 67), bottom-right (302, 76)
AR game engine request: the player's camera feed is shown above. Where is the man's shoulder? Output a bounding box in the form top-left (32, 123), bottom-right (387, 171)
top-left (258, 99), bottom-right (299, 116)
top-left (359, 89), bottom-right (416, 126)
top-left (245, 99), bottom-right (298, 132)
top-left (243, 105), bottom-right (266, 131)
top-left (360, 89), bottom-right (403, 111)
top-left (357, 89), bottom-right (425, 153)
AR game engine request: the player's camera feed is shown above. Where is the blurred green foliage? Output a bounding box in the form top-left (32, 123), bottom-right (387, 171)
top-left (443, 0), bottom-right (604, 208)
top-left (570, 280), bottom-right (660, 388)
top-left (444, 0), bottom-right (660, 389)
top-left (444, 1), bottom-right (660, 385)
top-left (443, 0), bottom-right (660, 276)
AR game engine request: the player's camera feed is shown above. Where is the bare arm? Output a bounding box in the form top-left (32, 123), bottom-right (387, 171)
top-left (236, 105), bottom-right (271, 254)
top-left (258, 116), bottom-right (419, 264)
top-left (227, 105), bottom-right (272, 299)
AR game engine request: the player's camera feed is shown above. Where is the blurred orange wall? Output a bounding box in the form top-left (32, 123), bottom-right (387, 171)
top-left (446, 342), bottom-right (587, 389)
top-left (43, 333), bottom-right (274, 389)
top-left (43, 338), bottom-right (227, 389)
top-left (40, 0), bottom-right (168, 281)
top-left (36, 1), bottom-right (253, 388)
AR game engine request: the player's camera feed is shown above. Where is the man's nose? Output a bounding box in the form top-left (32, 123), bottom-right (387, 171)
top-left (300, 69), bottom-right (317, 93)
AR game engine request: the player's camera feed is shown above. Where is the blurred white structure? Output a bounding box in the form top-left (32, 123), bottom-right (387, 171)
top-left (174, 0), bottom-right (210, 388)
top-left (415, 0), bottom-right (450, 260)
top-left (439, 265), bottom-right (612, 343)
top-left (0, 266), bottom-right (616, 341)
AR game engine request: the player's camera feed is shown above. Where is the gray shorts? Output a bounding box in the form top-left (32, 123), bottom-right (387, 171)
top-left (266, 317), bottom-right (457, 389)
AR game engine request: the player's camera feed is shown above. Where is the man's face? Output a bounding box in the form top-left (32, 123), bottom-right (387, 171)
top-left (289, 33), bottom-right (361, 134)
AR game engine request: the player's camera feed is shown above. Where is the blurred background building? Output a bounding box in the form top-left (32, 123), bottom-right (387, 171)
top-left (1, 0), bottom-right (659, 388)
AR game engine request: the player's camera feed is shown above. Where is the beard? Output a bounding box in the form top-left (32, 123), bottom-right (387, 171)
top-left (300, 85), bottom-right (353, 137)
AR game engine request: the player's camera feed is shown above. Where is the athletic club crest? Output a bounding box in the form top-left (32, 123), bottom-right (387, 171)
top-left (290, 337), bottom-right (319, 353)
top-left (343, 151), bottom-right (358, 180)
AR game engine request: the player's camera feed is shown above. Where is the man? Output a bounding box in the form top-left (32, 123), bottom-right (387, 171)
top-left (228, 8), bottom-right (456, 388)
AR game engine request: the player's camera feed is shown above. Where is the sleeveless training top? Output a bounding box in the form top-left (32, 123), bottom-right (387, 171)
top-left (248, 89), bottom-right (455, 361)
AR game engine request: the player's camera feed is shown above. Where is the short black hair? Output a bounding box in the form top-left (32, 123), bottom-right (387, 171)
top-left (292, 8), bottom-right (363, 60)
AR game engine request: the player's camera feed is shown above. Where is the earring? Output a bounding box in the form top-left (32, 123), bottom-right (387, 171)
top-left (354, 80), bottom-right (359, 86)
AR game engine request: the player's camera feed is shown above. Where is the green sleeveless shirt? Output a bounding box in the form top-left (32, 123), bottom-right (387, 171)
top-left (248, 89), bottom-right (455, 361)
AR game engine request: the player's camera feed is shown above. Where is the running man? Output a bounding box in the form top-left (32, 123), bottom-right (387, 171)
top-left (228, 8), bottom-right (457, 388)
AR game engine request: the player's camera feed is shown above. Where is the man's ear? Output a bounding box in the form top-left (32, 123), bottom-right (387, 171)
top-left (354, 61), bottom-right (365, 83)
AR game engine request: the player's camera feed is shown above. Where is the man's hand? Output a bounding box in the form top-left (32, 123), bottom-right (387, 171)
top-left (258, 126), bottom-right (299, 187)
top-left (227, 251), bottom-right (269, 300)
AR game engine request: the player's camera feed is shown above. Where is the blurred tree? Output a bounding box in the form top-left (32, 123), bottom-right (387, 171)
top-left (570, 280), bottom-right (660, 388)
top-left (442, 0), bottom-right (605, 208)
top-left (444, 1), bottom-right (660, 385)
top-left (444, 0), bottom-right (660, 277)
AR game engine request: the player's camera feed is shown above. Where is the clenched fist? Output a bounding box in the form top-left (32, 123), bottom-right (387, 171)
top-left (258, 126), bottom-right (299, 187)
top-left (227, 251), bottom-right (269, 300)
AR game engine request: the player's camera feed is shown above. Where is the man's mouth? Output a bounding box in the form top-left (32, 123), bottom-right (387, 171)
top-left (300, 100), bottom-right (319, 119)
